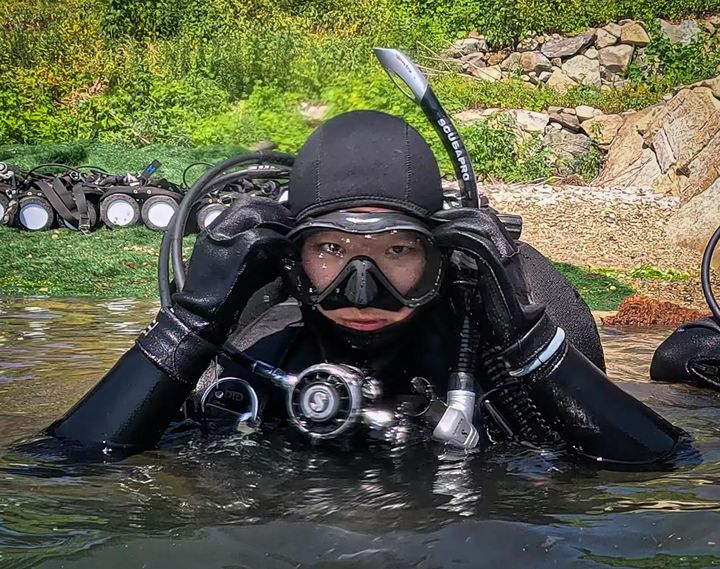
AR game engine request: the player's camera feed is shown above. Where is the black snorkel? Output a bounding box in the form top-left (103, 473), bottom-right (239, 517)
top-left (702, 224), bottom-right (720, 325)
top-left (373, 48), bottom-right (479, 209)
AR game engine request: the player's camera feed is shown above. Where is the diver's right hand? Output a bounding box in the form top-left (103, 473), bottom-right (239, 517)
top-left (137, 196), bottom-right (293, 384)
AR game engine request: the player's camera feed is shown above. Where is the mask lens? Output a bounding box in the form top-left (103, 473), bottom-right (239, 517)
top-left (296, 228), bottom-right (442, 307)
top-left (301, 230), bottom-right (429, 294)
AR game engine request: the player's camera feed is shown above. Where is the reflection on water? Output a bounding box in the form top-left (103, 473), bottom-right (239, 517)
top-left (1, 297), bottom-right (720, 568)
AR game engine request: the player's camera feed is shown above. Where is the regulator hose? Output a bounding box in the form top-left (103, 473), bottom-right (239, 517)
top-left (479, 347), bottom-right (559, 446)
top-left (159, 151), bottom-right (295, 308)
top-left (702, 224), bottom-right (720, 324)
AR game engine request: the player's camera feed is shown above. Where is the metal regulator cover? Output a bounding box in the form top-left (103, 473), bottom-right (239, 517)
top-left (286, 363), bottom-right (367, 439)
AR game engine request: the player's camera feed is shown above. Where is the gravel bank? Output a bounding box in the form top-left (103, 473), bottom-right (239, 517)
top-left (480, 183), bottom-right (709, 308)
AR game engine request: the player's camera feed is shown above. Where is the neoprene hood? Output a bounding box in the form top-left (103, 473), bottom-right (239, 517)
top-left (287, 110), bottom-right (443, 220)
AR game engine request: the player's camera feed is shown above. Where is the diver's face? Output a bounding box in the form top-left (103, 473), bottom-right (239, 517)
top-left (300, 208), bottom-right (426, 332)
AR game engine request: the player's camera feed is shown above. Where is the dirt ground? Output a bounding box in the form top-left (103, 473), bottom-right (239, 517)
top-left (479, 183), bottom-right (711, 309)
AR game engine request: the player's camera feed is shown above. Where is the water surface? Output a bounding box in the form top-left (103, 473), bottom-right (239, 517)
top-left (1, 297), bottom-right (720, 569)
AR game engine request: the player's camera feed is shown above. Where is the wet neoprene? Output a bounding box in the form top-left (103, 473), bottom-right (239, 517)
top-left (651, 317), bottom-right (720, 390)
top-left (287, 110), bottom-right (443, 220)
top-left (47, 196), bottom-right (292, 452)
top-left (432, 207), bottom-right (681, 465)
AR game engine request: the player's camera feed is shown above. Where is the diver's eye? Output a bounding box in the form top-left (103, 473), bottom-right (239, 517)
top-left (386, 244), bottom-right (414, 257)
top-left (319, 242), bottom-right (345, 257)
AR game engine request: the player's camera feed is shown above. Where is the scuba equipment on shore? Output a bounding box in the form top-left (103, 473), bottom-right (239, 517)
top-left (18, 164), bottom-right (108, 232)
top-left (0, 163), bottom-right (21, 226)
top-left (97, 161), bottom-right (183, 231)
top-left (0, 160), bottom-right (184, 233)
top-left (702, 223), bottom-right (720, 324)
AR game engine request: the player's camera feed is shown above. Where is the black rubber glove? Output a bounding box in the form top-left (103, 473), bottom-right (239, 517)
top-left (138, 196), bottom-right (293, 385)
top-left (432, 207), bottom-right (559, 376)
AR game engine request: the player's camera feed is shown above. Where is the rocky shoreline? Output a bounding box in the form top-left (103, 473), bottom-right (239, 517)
top-left (447, 17), bottom-right (718, 91)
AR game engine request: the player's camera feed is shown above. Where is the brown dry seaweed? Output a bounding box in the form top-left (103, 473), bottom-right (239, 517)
top-left (602, 295), bottom-right (708, 328)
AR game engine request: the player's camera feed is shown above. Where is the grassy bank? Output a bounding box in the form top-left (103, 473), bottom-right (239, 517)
top-left (3, 2), bottom-right (720, 184)
top-left (1, 226), bottom-right (636, 310)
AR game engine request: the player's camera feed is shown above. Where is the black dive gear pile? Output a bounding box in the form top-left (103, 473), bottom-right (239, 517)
top-left (0, 160), bottom-right (184, 232)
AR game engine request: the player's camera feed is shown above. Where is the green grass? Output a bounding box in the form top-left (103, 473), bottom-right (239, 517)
top-left (1, 226), bottom-right (637, 310)
top-left (551, 261), bottom-right (636, 312)
top-left (0, 226), bottom-right (164, 297)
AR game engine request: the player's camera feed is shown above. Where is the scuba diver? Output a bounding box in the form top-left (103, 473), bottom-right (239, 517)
top-left (45, 109), bottom-right (683, 468)
top-left (651, 225), bottom-right (720, 391)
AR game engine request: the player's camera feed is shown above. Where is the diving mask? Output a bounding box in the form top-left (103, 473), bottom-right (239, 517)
top-left (285, 211), bottom-right (445, 311)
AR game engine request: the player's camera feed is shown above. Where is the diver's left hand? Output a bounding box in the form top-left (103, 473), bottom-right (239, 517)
top-left (432, 207), bottom-right (560, 372)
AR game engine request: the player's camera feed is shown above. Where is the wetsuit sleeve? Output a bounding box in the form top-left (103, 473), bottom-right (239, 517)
top-left (45, 344), bottom-right (198, 456)
top-left (650, 318), bottom-right (720, 390)
top-left (524, 340), bottom-right (682, 468)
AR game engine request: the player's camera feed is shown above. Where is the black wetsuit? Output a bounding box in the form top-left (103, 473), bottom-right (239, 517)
top-left (46, 244), bottom-right (683, 467)
top-left (651, 317), bottom-right (720, 391)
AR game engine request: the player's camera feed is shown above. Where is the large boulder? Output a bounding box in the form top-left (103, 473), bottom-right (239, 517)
top-left (660, 19), bottom-right (702, 45)
top-left (620, 22), bottom-right (650, 46)
top-left (562, 55), bottom-right (601, 86)
top-left (500, 52), bottom-right (523, 72)
top-left (645, 88), bottom-right (720, 199)
top-left (595, 28), bottom-right (618, 49)
top-left (541, 30), bottom-right (595, 59)
top-left (447, 37), bottom-right (489, 57)
top-left (599, 44), bottom-right (635, 79)
top-left (546, 68), bottom-right (577, 94)
top-left (470, 65), bottom-right (503, 82)
top-left (664, 178), bottom-right (720, 267)
top-left (486, 50), bottom-right (510, 66)
top-left (545, 129), bottom-right (592, 161)
top-left (454, 109), bottom-right (490, 123)
top-left (687, 75), bottom-right (720, 98)
top-left (575, 105), bottom-right (602, 122)
top-left (519, 51), bottom-right (552, 74)
top-left (594, 86), bottom-right (720, 201)
top-left (510, 109), bottom-right (549, 135)
top-left (548, 107), bottom-right (580, 131)
top-left (593, 107), bottom-right (660, 187)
